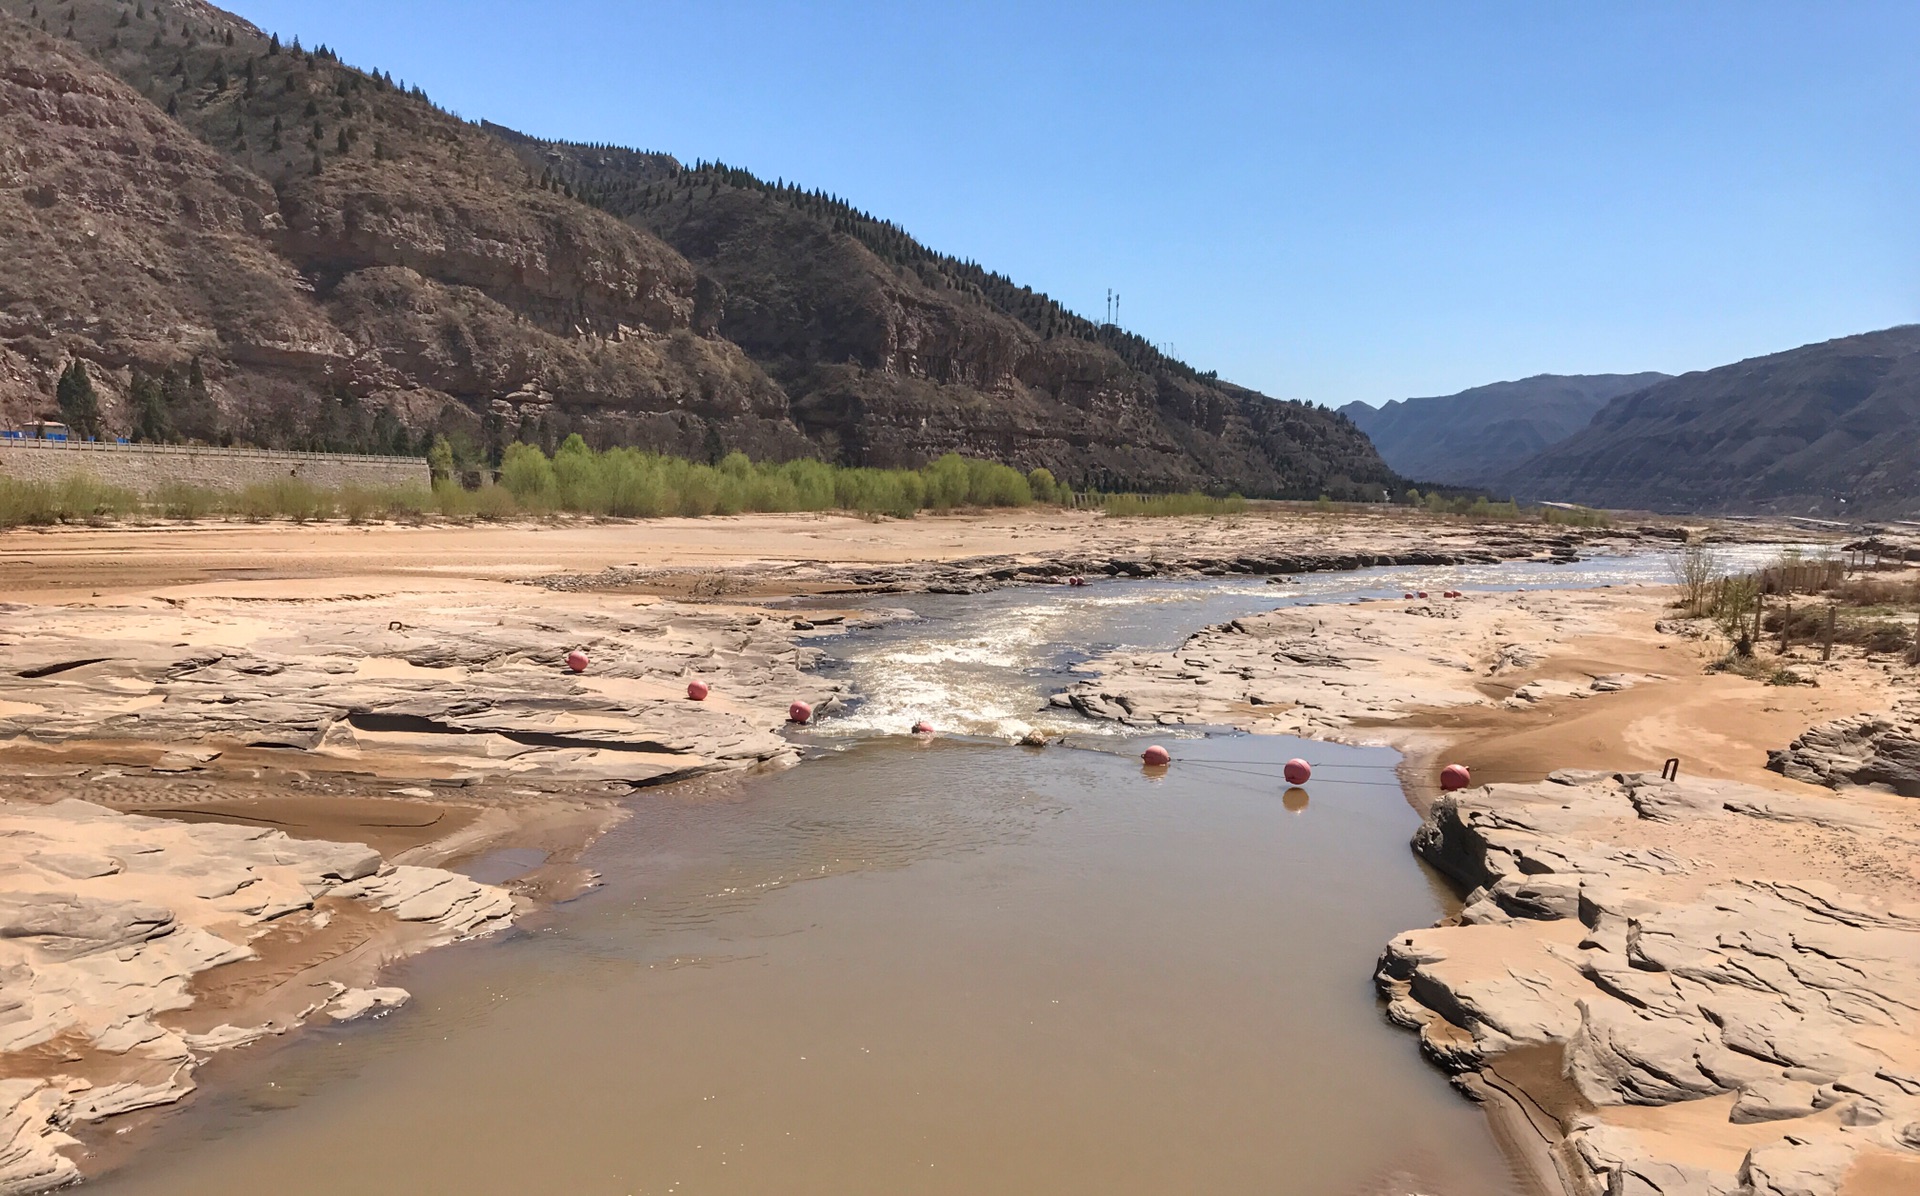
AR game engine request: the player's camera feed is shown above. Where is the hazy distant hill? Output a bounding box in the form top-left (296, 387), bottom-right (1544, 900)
top-left (1340, 374), bottom-right (1667, 487)
top-left (0, 0), bottom-right (1397, 498)
top-left (1505, 326), bottom-right (1920, 517)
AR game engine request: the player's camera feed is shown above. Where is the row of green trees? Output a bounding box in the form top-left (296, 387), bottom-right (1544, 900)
top-left (490, 438), bottom-right (1063, 519)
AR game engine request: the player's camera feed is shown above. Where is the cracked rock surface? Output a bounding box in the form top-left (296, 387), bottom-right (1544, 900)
top-left (0, 798), bottom-right (510, 1195)
top-left (1768, 705), bottom-right (1920, 798)
top-left (1379, 771), bottom-right (1920, 1196)
top-left (1056, 587), bottom-right (1637, 737)
top-left (0, 582), bottom-right (844, 786)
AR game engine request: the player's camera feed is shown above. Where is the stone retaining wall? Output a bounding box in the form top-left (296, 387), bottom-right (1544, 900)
top-left (0, 441), bottom-right (429, 493)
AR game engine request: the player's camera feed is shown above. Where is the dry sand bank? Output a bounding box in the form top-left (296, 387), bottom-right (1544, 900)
top-left (1065, 577), bottom-right (1920, 1194)
top-left (0, 506), bottom-right (1661, 597)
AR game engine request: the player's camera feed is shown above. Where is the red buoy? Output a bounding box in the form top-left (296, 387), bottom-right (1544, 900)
top-left (1283, 758), bottom-right (1312, 785)
top-left (788, 700), bottom-right (813, 724)
top-left (912, 720), bottom-right (934, 736)
top-left (687, 679), bottom-right (710, 701)
top-left (1403, 592), bottom-right (1415, 600)
top-left (1416, 591), bottom-right (1429, 599)
top-left (565, 649), bottom-right (589, 673)
top-left (1141, 745), bottom-right (1171, 766)
top-left (1068, 576), bottom-right (1087, 587)
top-left (1441, 763), bottom-right (1472, 791)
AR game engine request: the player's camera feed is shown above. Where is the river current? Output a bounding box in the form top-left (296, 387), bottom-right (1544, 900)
top-left (91, 548), bottom-right (1795, 1195)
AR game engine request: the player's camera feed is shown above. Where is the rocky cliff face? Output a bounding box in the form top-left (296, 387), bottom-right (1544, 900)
top-left (1504, 327), bottom-right (1920, 516)
top-left (1340, 373), bottom-right (1668, 488)
top-left (487, 144), bottom-right (1401, 496)
top-left (0, 0), bottom-right (1398, 496)
top-left (0, 0), bottom-right (802, 459)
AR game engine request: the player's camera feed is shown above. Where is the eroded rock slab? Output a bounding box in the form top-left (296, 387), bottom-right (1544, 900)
top-left (0, 798), bottom-right (511, 1193)
top-left (1768, 706), bottom-right (1920, 798)
top-left (1379, 772), bottom-right (1920, 1196)
top-left (0, 586), bottom-right (843, 787)
top-left (1057, 587), bottom-right (1636, 737)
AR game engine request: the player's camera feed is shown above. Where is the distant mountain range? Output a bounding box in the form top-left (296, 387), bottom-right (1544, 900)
top-left (1340, 374), bottom-right (1668, 487)
top-left (0, 0), bottom-right (1396, 499)
top-left (1504, 326), bottom-right (1920, 518)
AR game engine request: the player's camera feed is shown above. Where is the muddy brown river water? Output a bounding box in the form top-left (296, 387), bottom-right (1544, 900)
top-left (92, 554), bottom-right (1787, 1196)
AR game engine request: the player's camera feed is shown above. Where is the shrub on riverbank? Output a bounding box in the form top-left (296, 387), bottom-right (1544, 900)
top-left (0, 447), bottom-right (1324, 528)
top-left (0, 475), bottom-right (139, 526)
top-left (497, 440), bottom-right (1038, 519)
top-left (0, 448), bottom-right (1055, 527)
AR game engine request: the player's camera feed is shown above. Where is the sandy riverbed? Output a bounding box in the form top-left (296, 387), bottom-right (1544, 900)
top-left (3, 509), bottom-right (1910, 1195)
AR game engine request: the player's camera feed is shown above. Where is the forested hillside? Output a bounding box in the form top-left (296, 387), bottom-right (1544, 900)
top-left (0, 0), bottom-right (1398, 498)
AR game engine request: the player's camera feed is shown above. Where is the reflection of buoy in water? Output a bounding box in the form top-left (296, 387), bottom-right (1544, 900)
top-left (1283, 758), bottom-right (1312, 785)
top-left (565, 649), bottom-right (589, 673)
top-left (912, 721), bottom-right (934, 736)
top-left (1141, 745), bottom-right (1171, 767)
top-left (1283, 786), bottom-right (1310, 813)
top-left (1441, 763), bottom-right (1472, 791)
top-left (686, 679), bottom-right (710, 701)
top-left (788, 700), bottom-right (813, 724)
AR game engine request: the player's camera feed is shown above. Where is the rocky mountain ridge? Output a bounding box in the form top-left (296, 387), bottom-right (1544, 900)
top-left (1504, 326), bottom-right (1920, 517)
top-left (0, 0), bottom-right (1396, 497)
top-left (1341, 373), bottom-right (1668, 487)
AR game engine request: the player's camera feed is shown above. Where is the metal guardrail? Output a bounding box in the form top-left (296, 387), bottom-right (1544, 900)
top-left (0, 439), bottom-right (422, 464)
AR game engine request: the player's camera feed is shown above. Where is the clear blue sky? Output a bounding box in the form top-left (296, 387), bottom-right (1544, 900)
top-left (227, 1), bottom-right (1919, 407)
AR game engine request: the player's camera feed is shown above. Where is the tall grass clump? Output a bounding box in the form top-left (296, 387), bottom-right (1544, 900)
top-left (0, 479), bottom-right (61, 527)
top-left (0, 474), bottom-right (139, 527)
top-left (151, 483), bottom-right (221, 520)
top-left (238, 477), bottom-right (332, 522)
top-left (432, 479), bottom-right (518, 522)
top-left (338, 483), bottom-right (434, 524)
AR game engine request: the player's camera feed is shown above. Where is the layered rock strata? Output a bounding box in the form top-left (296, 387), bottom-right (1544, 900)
top-left (1053, 585), bottom-right (1635, 736)
top-left (1768, 707), bottom-right (1920, 798)
top-left (0, 587), bottom-right (848, 786)
top-left (1379, 772), bottom-right (1920, 1195)
top-left (0, 798), bottom-right (511, 1194)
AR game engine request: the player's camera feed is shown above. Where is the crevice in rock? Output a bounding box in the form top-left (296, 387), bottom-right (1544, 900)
top-left (18, 658), bottom-right (110, 678)
top-left (346, 712), bottom-right (689, 755)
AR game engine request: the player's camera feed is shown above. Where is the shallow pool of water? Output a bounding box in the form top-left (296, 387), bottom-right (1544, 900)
top-left (94, 734), bottom-right (1525, 1196)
